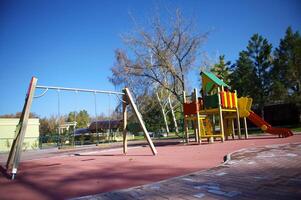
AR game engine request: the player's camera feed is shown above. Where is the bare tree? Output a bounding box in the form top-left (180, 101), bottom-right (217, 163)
top-left (156, 87), bottom-right (170, 135)
top-left (110, 9), bottom-right (207, 101)
top-left (109, 9), bottom-right (208, 134)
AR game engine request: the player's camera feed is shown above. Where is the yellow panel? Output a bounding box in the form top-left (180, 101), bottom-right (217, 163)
top-left (237, 97), bottom-right (253, 117)
top-left (228, 92), bottom-right (233, 108)
top-left (234, 93), bottom-right (238, 108)
top-left (224, 92), bottom-right (228, 108)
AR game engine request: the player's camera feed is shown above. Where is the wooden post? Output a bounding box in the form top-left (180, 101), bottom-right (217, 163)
top-left (191, 91), bottom-right (198, 142)
top-left (231, 119), bottom-right (235, 140)
top-left (124, 88), bottom-right (157, 155)
top-left (234, 90), bottom-right (241, 139)
top-left (183, 91), bottom-right (189, 143)
top-left (122, 93), bottom-right (128, 154)
top-left (194, 88), bottom-right (201, 144)
top-left (212, 115), bottom-right (216, 133)
top-left (243, 117), bottom-right (248, 139)
top-left (217, 87), bottom-right (225, 142)
top-left (224, 119), bottom-right (228, 141)
top-left (6, 77), bottom-right (37, 179)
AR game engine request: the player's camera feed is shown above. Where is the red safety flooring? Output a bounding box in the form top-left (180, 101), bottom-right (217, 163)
top-left (1, 134), bottom-right (301, 200)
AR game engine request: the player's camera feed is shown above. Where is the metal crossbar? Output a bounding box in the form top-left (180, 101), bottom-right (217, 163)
top-left (36, 85), bottom-right (125, 95)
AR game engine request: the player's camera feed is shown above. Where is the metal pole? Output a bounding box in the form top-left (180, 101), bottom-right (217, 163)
top-left (36, 85), bottom-right (124, 95)
top-left (94, 92), bottom-right (99, 145)
top-left (57, 89), bottom-right (61, 149)
top-left (108, 94), bottom-right (111, 143)
top-left (122, 93), bottom-right (128, 154)
top-left (74, 90), bottom-right (78, 147)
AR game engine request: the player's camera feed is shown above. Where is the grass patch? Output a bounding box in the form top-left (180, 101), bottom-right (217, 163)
top-left (291, 126), bottom-right (301, 132)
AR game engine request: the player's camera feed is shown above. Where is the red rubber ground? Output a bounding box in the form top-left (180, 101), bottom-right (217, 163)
top-left (1, 134), bottom-right (301, 200)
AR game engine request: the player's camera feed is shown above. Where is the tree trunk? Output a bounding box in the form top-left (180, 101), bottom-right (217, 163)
top-left (156, 92), bottom-right (170, 136)
top-left (168, 96), bottom-right (179, 135)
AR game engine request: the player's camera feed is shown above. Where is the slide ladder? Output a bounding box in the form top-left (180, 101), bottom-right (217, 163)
top-left (247, 111), bottom-right (293, 138)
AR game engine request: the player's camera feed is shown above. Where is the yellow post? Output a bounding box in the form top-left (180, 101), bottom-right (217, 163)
top-left (194, 88), bottom-right (202, 144)
top-left (217, 87), bottom-right (225, 142)
top-left (191, 91), bottom-right (198, 143)
top-left (235, 90), bottom-right (241, 139)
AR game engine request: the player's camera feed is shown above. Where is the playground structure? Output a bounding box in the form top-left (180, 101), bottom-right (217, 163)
top-left (4, 73), bottom-right (294, 180)
top-left (183, 71), bottom-right (293, 143)
top-left (6, 77), bottom-right (157, 179)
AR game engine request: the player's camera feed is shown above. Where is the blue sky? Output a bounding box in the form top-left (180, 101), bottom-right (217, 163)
top-left (0, 0), bottom-right (300, 118)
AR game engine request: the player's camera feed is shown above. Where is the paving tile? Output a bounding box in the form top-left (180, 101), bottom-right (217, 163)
top-left (73, 143), bottom-right (301, 200)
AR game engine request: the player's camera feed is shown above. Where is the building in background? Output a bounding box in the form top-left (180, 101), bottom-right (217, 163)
top-left (0, 118), bottom-right (40, 152)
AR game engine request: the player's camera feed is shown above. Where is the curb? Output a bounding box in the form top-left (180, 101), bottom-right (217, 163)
top-left (221, 141), bottom-right (301, 166)
top-left (222, 148), bottom-right (246, 165)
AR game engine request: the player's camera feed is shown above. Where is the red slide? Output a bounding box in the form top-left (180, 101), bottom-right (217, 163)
top-left (247, 111), bottom-right (293, 138)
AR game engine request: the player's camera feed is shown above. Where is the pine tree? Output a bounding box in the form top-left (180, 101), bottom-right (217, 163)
top-left (211, 55), bottom-right (231, 83)
top-left (272, 27), bottom-right (301, 103)
top-left (230, 34), bottom-right (273, 117)
top-left (229, 51), bottom-right (255, 97)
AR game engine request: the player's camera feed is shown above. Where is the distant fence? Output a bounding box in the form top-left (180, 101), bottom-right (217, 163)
top-left (38, 131), bottom-right (125, 149)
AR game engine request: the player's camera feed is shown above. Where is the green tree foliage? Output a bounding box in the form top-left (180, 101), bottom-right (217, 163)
top-left (126, 94), bottom-right (165, 134)
top-left (271, 27), bottom-right (301, 103)
top-left (39, 116), bottom-right (59, 134)
top-left (211, 55), bottom-right (231, 83)
top-left (39, 118), bottom-right (51, 134)
top-left (230, 34), bottom-right (273, 117)
top-left (67, 110), bottom-right (90, 128)
top-left (229, 51), bottom-right (255, 97)
top-left (143, 101), bottom-right (163, 133)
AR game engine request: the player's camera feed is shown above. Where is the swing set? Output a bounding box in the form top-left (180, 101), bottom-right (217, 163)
top-left (6, 77), bottom-right (157, 179)
top-left (39, 81), bottom-right (120, 147)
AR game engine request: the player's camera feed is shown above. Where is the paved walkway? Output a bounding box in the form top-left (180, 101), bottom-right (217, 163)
top-left (74, 143), bottom-right (301, 200)
top-left (0, 139), bottom-right (181, 164)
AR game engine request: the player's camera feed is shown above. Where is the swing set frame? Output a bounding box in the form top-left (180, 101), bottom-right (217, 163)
top-left (6, 77), bottom-right (157, 180)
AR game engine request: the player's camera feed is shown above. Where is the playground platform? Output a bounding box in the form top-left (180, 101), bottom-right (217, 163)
top-left (1, 134), bottom-right (301, 200)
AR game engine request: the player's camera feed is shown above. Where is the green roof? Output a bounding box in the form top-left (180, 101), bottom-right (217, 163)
top-left (201, 71), bottom-right (230, 88)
